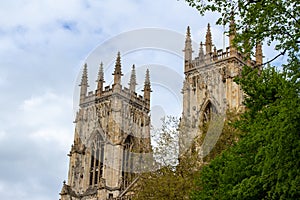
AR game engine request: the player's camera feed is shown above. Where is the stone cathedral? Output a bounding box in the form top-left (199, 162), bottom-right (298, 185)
top-left (60, 52), bottom-right (152, 200)
top-left (180, 21), bottom-right (262, 156)
top-left (60, 20), bottom-right (262, 200)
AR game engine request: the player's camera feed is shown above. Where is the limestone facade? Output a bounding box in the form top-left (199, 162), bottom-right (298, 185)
top-left (180, 23), bottom-right (262, 156)
top-left (60, 52), bottom-right (152, 200)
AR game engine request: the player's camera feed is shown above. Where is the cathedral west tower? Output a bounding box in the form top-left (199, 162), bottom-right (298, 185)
top-left (180, 21), bottom-right (263, 158)
top-left (60, 52), bottom-right (152, 200)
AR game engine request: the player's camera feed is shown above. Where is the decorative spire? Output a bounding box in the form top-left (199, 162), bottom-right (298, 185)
top-left (229, 13), bottom-right (236, 55)
top-left (129, 64), bottom-right (137, 92)
top-left (142, 69), bottom-right (152, 109)
top-left (255, 41), bottom-right (263, 66)
top-left (183, 26), bottom-right (193, 62)
top-left (80, 63), bottom-right (88, 86)
top-left (144, 69), bottom-right (151, 87)
top-left (79, 63), bottom-right (89, 104)
top-left (96, 62), bottom-right (105, 96)
top-left (199, 41), bottom-right (204, 61)
top-left (112, 52), bottom-right (123, 85)
top-left (205, 23), bottom-right (212, 54)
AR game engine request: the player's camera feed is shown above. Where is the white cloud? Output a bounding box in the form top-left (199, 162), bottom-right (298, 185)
top-left (17, 91), bottom-right (74, 149)
top-left (30, 127), bottom-right (72, 149)
top-left (0, 89), bottom-right (73, 199)
top-left (20, 91), bottom-right (72, 127)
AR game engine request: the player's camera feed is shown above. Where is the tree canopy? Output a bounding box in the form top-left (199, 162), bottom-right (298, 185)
top-left (184, 0), bottom-right (300, 199)
top-left (191, 66), bottom-right (300, 199)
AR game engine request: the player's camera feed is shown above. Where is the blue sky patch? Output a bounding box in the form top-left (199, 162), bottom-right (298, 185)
top-left (59, 20), bottom-right (78, 33)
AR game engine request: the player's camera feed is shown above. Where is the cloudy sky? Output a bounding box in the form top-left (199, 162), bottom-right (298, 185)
top-left (0, 1), bottom-right (283, 200)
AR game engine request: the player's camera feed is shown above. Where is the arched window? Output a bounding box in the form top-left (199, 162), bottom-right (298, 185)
top-left (89, 134), bottom-right (105, 186)
top-left (122, 135), bottom-right (134, 188)
top-left (202, 101), bottom-right (217, 124)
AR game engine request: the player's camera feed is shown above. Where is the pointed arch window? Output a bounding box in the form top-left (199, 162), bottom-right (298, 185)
top-left (89, 134), bottom-right (105, 186)
top-left (122, 135), bottom-right (134, 188)
top-left (202, 101), bottom-right (217, 124)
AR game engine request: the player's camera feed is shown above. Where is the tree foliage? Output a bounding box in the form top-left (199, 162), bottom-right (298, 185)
top-left (192, 66), bottom-right (300, 199)
top-left (132, 158), bottom-right (197, 200)
top-left (152, 116), bottom-right (180, 167)
top-left (202, 111), bottom-right (241, 163)
top-left (133, 114), bottom-right (241, 199)
top-left (185, 0), bottom-right (300, 199)
top-left (133, 116), bottom-right (197, 200)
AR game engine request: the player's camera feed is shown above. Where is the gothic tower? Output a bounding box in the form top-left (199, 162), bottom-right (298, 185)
top-left (60, 52), bottom-right (152, 200)
top-left (180, 22), bottom-right (263, 157)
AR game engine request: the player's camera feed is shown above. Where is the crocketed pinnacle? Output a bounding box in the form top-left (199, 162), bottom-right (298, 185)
top-left (96, 62), bottom-right (105, 95)
top-left (112, 52), bottom-right (123, 85)
top-left (143, 69), bottom-right (152, 103)
top-left (229, 12), bottom-right (237, 55)
top-left (183, 26), bottom-right (193, 61)
top-left (97, 62), bottom-right (104, 82)
top-left (79, 63), bottom-right (89, 104)
top-left (80, 63), bottom-right (88, 87)
top-left (205, 23), bottom-right (212, 54)
top-left (129, 64), bottom-right (137, 92)
top-left (144, 68), bottom-right (150, 86)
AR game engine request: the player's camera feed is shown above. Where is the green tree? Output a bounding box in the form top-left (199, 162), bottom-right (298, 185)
top-left (192, 67), bottom-right (300, 199)
top-left (133, 116), bottom-right (197, 200)
top-left (133, 114), bottom-right (241, 199)
top-left (185, 0), bottom-right (300, 199)
top-left (202, 111), bottom-right (241, 163)
top-left (152, 116), bottom-right (180, 167)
